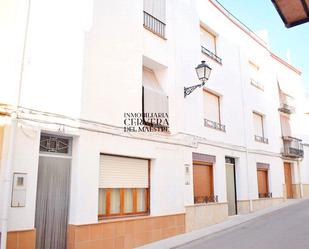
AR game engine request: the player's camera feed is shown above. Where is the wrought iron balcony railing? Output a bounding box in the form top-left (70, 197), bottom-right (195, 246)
top-left (259, 192), bottom-right (272, 198)
top-left (282, 136), bottom-right (304, 158)
top-left (254, 135), bottom-right (269, 144)
top-left (201, 46), bottom-right (222, 64)
top-left (278, 103), bottom-right (295, 114)
top-left (250, 78), bottom-right (264, 91)
top-left (194, 195), bottom-right (218, 204)
top-left (143, 11), bottom-right (166, 38)
top-left (204, 119), bottom-right (226, 132)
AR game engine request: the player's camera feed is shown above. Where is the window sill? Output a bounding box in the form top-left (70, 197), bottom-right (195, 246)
top-left (98, 213), bottom-right (150, 223)
top-left (250, 79), bottom-right (264, 91)
top-left (204, 119), bottom-right (226, 132)
top-left (201, 46), bottom-right (222, 65)
top-left (254, 135), bottom-right (268, 144)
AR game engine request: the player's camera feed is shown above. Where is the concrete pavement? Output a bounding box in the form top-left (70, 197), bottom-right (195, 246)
top-left (136, 199), bottom-right (309, 249)
top-left (177, 198), bottom-right (309, 249)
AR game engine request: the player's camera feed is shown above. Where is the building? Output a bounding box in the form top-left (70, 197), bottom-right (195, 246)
top-left (0, 0), bottom-right (308, 249)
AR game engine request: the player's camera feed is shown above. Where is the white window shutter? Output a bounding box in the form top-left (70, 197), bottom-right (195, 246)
top-left (253, 113), bottom-right (264, 136)
top-left (142, 67), bottom-right (169, 125)
top-left (143, 0), bottom-right (166, 22)
top-left (204, 91), bottom-right (220, 123)
top-left (99, 155), bottom-right (149, 188)
top-left (200, 27), bottom-right (216, 54)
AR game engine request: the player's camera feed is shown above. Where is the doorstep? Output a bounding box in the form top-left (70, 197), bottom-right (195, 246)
top-left (135, 198), bottom-right (305, 249)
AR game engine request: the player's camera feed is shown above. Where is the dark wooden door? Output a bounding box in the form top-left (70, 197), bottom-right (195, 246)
top-left (193, 163), bottom-right (213, 199)
top-left (284, 162), bottom-right (293, 198)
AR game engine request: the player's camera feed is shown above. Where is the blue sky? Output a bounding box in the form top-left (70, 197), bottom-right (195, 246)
top-left (217, 0), bottom-right (309, 94)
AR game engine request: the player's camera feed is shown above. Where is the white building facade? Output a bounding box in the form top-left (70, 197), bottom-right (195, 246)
top-left (0, 0), bottom-right (308, 248)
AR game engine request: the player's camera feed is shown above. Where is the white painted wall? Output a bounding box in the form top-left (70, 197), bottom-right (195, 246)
top-left (1, 0), bottom-right (308, 231)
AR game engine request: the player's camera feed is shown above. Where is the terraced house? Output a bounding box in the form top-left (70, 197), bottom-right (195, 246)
top-left (0, 0), bottom-right (309, 249)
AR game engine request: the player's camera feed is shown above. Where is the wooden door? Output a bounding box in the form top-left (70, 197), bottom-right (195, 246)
top-left (284, 162), bottom-right (293, 198)
top-left (257, 169), bottom-right (268, 197)
top-left (193, 163), bottom-right (213, 199)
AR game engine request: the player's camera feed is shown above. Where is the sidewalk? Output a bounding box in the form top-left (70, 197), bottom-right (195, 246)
top-left (135, 198), bottom-right (306, 249)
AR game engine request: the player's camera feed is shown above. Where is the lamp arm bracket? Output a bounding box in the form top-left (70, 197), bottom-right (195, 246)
top-left (184, 82), bottom-right (205, 97)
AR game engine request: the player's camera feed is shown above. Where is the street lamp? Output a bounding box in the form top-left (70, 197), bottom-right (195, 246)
top-left (184, 61), bottom-right (212, 97)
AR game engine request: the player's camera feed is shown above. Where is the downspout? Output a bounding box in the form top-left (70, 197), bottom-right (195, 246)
top-left (237, 47), bottom-right (253, 212)
top-left (0, 0), bottom-right (31, 248)
top-left (297, 160), bottom-right (303, 198)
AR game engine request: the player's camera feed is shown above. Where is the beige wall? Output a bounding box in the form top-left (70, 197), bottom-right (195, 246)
top-left (67, 214), bottom-right (185, 249)
top-left (292, 184), bottom-right (301, 198)
top-left (185, 203), bottom-right (228, 232)
top-left (302, 184), bottom-right (309, 197)
top-left (252, 198), bottom-right (284, 212)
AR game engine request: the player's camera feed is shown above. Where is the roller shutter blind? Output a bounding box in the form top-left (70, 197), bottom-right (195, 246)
top-left (280, 115), bottom-right (291, 136)
top-left (204, 91), bottom-right (220, 123)
top-left (142, 67), bottom-right (169, 125)
top-left (200, 27), bottom-right (216, 54)
top-left (99, 155), bottom-right (149, 188)
top-left (143, 0), bottom-right (166, 22)
top-left (249, 61), bottom-right (259, 81)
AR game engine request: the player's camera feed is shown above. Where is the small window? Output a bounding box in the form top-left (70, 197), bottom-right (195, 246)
top-left (249, 61), bottom-right (263, 90)
top-left (142, 67), bottom-right (169, 128)
top-left (143, 0), bottom-right (166, 38)
top-left (40, 134), bottom-right (71, 155)
top-left (193, 162), bottom-right (216, 203)
top-left (200, 26), bottom-right (222, 64)
top-left (253, 112), bottom-right (268, 143)
top-left (98, 155), bottom-right (150, 218)
top-left (204, 91), bottom-right (225, 132)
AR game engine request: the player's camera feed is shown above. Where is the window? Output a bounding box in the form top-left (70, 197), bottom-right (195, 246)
top-left (193, 162), bottom-right (215, 203)
top-left (280, 115), bottom-right (291, 136)
top-left (256, 163), bottom-right (271, 198)
top-left (249, 61), bottom-right (264, 90)
top-left (200, 26), bottom-right (222, 64)
top-left (143, 0), bottom-right (166, 38)
top-left (204, 90), bottom-right (225, 132)
top-left (253, 112), bottom-right (268, 143)
top-left (98, 155), bottom-right (150, 218)
top-left (142, 67), bottom-right (169, 128)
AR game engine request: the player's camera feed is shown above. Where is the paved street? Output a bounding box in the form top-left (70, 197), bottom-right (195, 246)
top-left (177, 199), bottom-right (309, 249)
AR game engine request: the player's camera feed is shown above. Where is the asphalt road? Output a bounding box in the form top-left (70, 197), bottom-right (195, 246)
top-left (177, 199), bottom-right (309, 249)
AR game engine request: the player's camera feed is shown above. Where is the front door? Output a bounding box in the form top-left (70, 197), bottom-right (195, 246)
top-left (225, 158), bottom-right (237, 216)
top-left (284, 162), bottom-right (293, 198)
top-left (35, 134), bottom-right (71, 249)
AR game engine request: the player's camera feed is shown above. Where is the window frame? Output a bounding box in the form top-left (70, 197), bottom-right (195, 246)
top-left (253, 112), bottom-right (265, 137)
top-left (98, 159), bottom-right (151, 219)
top-left (203, 90), bottom-right (221, 124)
top-left (200, 26), bottom-right (217, 55)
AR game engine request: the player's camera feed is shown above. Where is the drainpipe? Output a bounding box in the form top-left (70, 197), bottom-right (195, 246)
top-left (0, 0), bottom-right (31, 247)
top-left (237, 48), bottom-right (253, 212)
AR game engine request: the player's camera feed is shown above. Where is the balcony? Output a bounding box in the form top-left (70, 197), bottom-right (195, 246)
top-left (201, 46), bottom-right (222, 64)
top-left (279, 92), bottom-right (295, 114)
top-left (278, 103), bottom-right (295, 114)
top-left (204, 119), bottom-right (226, 132)
top-left (143, 11), bottom-right (166, 39)
top-left (194, 195), bottom-right (218, 204)
top-left (254, 135), bottom-right (269, 144)
top-left (282, 136), bottom-right (304, 158)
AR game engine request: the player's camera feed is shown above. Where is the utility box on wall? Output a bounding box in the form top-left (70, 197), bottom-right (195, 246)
top-left (11, 173), bottom-right (27, 207)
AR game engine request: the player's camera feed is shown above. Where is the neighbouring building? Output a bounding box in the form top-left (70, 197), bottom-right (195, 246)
top-left (0, 0), bottom-right (308, 249)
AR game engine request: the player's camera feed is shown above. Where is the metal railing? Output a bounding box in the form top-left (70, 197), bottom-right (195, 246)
top-left (143, 11), bottom-right (166, 38)
top-left (194, 195), bottom-right (218, 204)
top-left (250, 78), bottom-right (264, 91)
top-left (255, 135), bottom-right (269, 144)
top-left (278, 103), bottom-right (295, 114)
top-left (282, 136), bottom-right (304, 158)
top-left (259, 192), bottom-right (272, 198)
top-left (201, 46), bottom-right (222, 64)
top-left (204, 119), bottom-right (226, 132)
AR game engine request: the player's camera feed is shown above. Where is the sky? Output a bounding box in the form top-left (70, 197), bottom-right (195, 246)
top-left (216, 0), bottom-right (309, 94)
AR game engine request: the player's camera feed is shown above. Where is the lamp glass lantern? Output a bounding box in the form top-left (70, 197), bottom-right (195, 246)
top-left (195, 60), bottom-right (212, 83)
